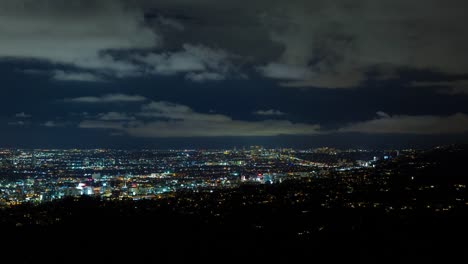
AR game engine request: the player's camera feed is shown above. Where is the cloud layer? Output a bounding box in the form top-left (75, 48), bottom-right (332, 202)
top-left (2, 0), bottom-right (468, 88)
top-left (80, 101), bottom-right (320, 137)
top-left (254, 109), bottom-right (286, 116)
top-left (340, 112), bottom-right (468, 134)
top-left (411, 80), bottom-right (468, 95)
top-left (0, 0), bottom-right (158, 76)
top-left (67, 94), bottom-right (147, 103)
top-left (15, 112), bottom-right (32, 118)
top-left (256, 0), bottom-right (468, 88)
top-left (134, 44), bottom-right (237, 81)
top-left (53, 70), bottom-right (104, 82)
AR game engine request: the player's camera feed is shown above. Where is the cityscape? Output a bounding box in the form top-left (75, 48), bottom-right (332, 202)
top-left (2, 0), bottom-right (468, 262)
top-left (1, 147), bottom-right (400, 205)
top-left (2, 144), bottom-right (467, 213)
top-left (1, 145), bottom-right (467, 262)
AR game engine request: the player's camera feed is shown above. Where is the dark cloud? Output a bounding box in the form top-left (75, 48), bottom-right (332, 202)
top-left (254, 109), bottom-right (286, 116)
top-left (98, 112), bottom-right (136, 121)
top-left (376, 111), bottom-right (390, 119)
top-left (8, 120), bottom-right (27, 126)
top-left (156, 16), bottom-right (185, 31)
top-left (0, 0), bottom-right (159, 76)
top-left (256, 0), bottom-right (468, 88)
top-left (340, 112), bottom-right (468, 134)
top-left (185, 72), bottom-right (226, 82)
top-left (1, 0), bottom-right (468, 147)
top-left (79, 101), bottom-right (320, 137)
top-left (15, 112), bottom-right (32, 118)
top-left (0, 0), bottom-right (244, 82)
top-left (411, 80), bottom-right (468, 95)
top-left (4, 0), bottom-right (468, 88)
top-left (52, 70), bottom-right (105, 82)
top-left (42, 121), bottom-right (67, 127)
top-left (133, 44), bottom-right (239, 80)
top-left (66, 94), bottom-right (147, 103)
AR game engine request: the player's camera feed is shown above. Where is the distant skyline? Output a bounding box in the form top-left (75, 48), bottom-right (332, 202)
top-left (1, 0), bottom-right (468, 148)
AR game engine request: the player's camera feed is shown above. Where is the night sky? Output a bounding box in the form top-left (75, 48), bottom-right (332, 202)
top-left (1, 0), bottom-right (468, 149)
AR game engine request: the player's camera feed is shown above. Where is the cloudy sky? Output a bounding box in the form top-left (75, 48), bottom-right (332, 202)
top-left (1, 0), bottom-right (468, 149)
